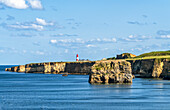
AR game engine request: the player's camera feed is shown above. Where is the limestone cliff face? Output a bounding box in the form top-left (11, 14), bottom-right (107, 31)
top-left (6, 61), bottom-right (96, 75)
top-left (17, 65), bottom-right (26, 72)
top-left (8, 65), bottom-right (25, 72)
top-left (128, 59), bottom-right (170, 79)
top-left (89, 60), bottom-right (133, 84)
top-left (25, 62), bottom-right (66, 73)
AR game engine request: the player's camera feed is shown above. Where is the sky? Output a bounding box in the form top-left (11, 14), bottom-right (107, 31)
top-left (0, 0), bottom-right (170, 65)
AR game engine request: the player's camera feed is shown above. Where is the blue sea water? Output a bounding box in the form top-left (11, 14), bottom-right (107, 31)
top-left (1, 66), bottom-right (170, 110)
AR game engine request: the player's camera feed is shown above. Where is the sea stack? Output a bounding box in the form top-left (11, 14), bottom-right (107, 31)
top-left (89, 60), bottom-right (133, 84)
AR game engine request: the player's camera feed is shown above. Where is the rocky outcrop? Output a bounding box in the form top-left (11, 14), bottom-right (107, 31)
top-left (9, 65), bottom-right (25, 72)
top-left (116, 53), bottom-right (136, 59)
top-left (89, 60), bottom-right (133, 84)
top-left (5, 68), bottom-right (11, 71)
top-left (128, 59), bottom-right (170, 79)
top-left (17, 65), bottom-right (25, 72)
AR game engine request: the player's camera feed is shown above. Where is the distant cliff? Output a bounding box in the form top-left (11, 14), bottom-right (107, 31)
top-left (6, 61), bottom-right (96, 75)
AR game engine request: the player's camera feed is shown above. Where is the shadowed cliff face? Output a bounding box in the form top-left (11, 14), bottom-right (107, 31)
top-left (128, 59), bottom-right (170, 79)
top-left (65, 62), bottom-right (95, 74)
top-left (160, 59), bottom-right (170, 79)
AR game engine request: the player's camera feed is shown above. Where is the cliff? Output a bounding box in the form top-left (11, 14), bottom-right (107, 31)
top-left (6, 61), bottom-right (96, 75)
top-left (89, 60), bottom-right (133, 84)
top-left (128, 58), bottom-right (170, 79)
top-left (5, 58), bottom-right (170, 81)
top-left (5, 60), bottom-right (133, 84)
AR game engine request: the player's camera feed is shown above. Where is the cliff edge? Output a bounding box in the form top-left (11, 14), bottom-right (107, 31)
top-left (5, 60), bottom-right (133, 84)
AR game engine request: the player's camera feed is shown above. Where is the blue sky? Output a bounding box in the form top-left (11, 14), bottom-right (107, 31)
top-left (0, 0), bottom-right (170, 65)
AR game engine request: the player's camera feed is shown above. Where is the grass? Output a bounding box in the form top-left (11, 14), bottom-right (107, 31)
top-left (135, 50), bottom-right (170, 58)
top-left (124, 50), bottom-right (170, 60)
top-left (126, 55), bottom-right (170, 60)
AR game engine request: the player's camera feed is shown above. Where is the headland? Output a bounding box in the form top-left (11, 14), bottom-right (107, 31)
top-left (5, 50), bottom-right (170, 84)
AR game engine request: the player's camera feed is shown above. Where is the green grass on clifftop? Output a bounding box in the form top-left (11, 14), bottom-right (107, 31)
top-left (127, 50), bottom-right (170, 60)
top-left (136, 50), bottom-right (170, 58)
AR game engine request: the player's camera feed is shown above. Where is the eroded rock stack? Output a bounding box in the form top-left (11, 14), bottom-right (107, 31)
top-left (89, 60), bottom-right (133, 84)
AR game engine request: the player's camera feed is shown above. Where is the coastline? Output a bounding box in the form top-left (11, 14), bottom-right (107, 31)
top-left (5, 58), bottom-right (170, 79)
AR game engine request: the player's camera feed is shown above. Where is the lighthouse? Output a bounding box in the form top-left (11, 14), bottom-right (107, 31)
top-left (76, 54), bottom-right (79, 61)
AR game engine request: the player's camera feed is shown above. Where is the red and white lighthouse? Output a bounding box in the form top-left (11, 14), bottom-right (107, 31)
top-left (76, 54), bottom-right (79, 61)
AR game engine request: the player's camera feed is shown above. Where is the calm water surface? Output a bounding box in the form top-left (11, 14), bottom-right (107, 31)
top-left (0, 65), bottom-right (170, 110)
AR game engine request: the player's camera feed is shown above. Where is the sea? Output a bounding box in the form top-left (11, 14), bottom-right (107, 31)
top-left (1, 65), bottom-right (170, 110)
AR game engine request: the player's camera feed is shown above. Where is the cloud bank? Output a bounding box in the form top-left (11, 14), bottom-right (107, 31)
top-left (0, 18), bottom-right (59, 31)
top-left (0, 0), bottom-right (42, 9)
top-left (120, 35), bottom-right (152, 42)
top-left (49, 38), bottom-right (116, 48)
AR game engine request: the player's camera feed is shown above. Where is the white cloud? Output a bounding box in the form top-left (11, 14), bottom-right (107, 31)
top-left (27, 0), bottom-right (42, 9)
top-left (50, 38), bottom-right (117, 44)
top-left (120, 35), bottom-right (151, 42)
top-left (0, 0), bottom-right (42, 9)
top-left (128, 35), bottom-right (136, 38)
top-left (89, 38), bottom-right (117, 43)
top-left (0, 0), bottom-right (28, 9)
top-left (8, 23), bottom-right (43, 31)
top-left (1, 18), bottom-right (63, 31)
top-left (160, 35), bottom-right (170, 38)
top-left (36, 18), bottom-right (53, 26)
top-left (51, 33), bottom-right (78, 37)
top-left (50, 38), bottom-right (85, 44)
top-left (103, 38), bottom-right (117, 42)
top-left (50, 39), bottom-right (57, 43)
top-left (50, 38), bottom-right (117, 48)
top-left (86, 44), bottom-right (95, 48)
